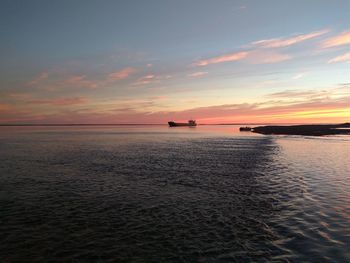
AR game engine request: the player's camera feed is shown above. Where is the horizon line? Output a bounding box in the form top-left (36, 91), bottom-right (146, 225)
top-left (0, 122), bottom-right (346, 127)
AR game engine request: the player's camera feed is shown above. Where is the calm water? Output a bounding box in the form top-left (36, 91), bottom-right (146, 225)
top-left (0, 125), bottom-right (349, 262)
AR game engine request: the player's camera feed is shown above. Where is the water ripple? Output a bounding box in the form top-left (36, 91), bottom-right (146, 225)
top-left (0, 127), bottom-right (349, 262)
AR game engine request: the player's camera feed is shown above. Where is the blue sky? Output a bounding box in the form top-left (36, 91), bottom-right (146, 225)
top-left (1, 0), bottom-right (350, 123)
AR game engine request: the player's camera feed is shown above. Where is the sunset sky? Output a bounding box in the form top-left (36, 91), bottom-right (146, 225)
top-left (1, 0), bottom-right (350, 124)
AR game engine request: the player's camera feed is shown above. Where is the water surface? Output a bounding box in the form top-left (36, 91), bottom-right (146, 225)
top-left (0, 125), bottom-right (349, 262)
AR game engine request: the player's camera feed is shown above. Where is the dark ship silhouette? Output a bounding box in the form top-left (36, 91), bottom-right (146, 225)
top-left (168, 120), bottom-right (197, 127)
top-left (239, 126), bottom-right (252, 131)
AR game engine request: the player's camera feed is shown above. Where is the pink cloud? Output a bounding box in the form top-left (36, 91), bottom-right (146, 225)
top-left (194, 51), bottom-right (248, 66)
top-left (252, 29), bottom-right (328, 48)
top-left (321, 31), bottom-right (350, 48)
top-left (108, 67), bottom-right (136, 80)
top-left (328, 52), bottom-right (350, 63)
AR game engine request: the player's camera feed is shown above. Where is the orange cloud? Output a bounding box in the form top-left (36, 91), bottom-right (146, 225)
top-left (194, 51), bottom-right (248, 66)
top-left (252, 29), bottom-right (328, 48)
top-left (321, 31), bottom-right (350, 48)
top-left (108, 67), bottom-right (136, 80)
top-left (0, 103), bottom-right (12, 112)
top-left (328, 52), bottom-right (350, 63)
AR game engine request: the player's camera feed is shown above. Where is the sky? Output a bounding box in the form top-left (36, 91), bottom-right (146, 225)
top-left (1, 0), bottom-right (350, 124)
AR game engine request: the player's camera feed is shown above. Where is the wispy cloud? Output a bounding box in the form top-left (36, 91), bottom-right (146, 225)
top-left (328, 52), bottom-right (350, 63)
top-left (133, 74), bottom-right (172, 86)
top-left (251, 29), bottom-right (328, 48)
top-left (292, 72), bottom-right (306, 80)
top-left (134, 74), bottom-right (157, 85)
top-left (29, 97), bottom-right (88, 106)
top-left (27, 72), bottom-right (49, 86)
top-left (267, 89), bottom-right (329, 99)
top-left (25, 67), bottom-right (137, 91)
top-left (247, 50), bottom-right (291, 64)
top-left (8, 92), bottom-right (33, 100)
top-left (108, 67), bottom-right (136, 80)
top-left (193, 49), bottom-right (291, 67)
top-left (321, 31), bottom-right (350, 48)
top-left (2, 88), bottom-right (350, 124)
top-left (147, 96), bottom-right (167, 100)
top-left (170, 94), bottom-right (350, 123)
top-left (188, 71), bottom-right (208, 77)
top-left (64, 75), bottom-right (98, 89)
top-left (193, 29), bottom-right (330, 67)
top-left (194, 51), bottom-right (248, 66)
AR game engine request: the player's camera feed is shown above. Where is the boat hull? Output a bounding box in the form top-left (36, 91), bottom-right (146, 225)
top-left (239, 127), bottom-right (252, 131)
top-left (168, 121), bottom-right (196, 127)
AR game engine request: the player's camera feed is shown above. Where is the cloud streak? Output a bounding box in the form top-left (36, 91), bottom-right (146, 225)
top-left (193, 29), bottom-right (330, 67)
top-left (64, 75), bottom-right (98, 89)
top-left (194, 51), bottom-right (248, 66)
top-left (27, 72), bottom-right (49, 86)
top-left (266, 89), bottom-right (330, 99)
top-left (188, 71), bottom-right (208, 77)
top-left (321, 31), bottom-right (350, 48)
top-left (29, 97), bottom-right (88, 106)
top-left (292, 73), bottom-right (305, 80)
top-left (133, 74), bottom-right (157, 85)
top-left (2, 87), bottom-right (349, 124)
top-left (246, 50), bottom-right (291, 64)
top-left (193, 50), bottom-right (291, 66)
top-left (108, 67), bottom-right (136, 80)
top-left (252, 29), bottom-right (328, 48)
top-left (328, 52), bottom-right (350, 63)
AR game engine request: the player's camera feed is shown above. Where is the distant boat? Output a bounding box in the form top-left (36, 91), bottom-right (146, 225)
top-left (239, 126), bottom-right (252, 131)
top-left (168, 120), bottom-right (197, 127)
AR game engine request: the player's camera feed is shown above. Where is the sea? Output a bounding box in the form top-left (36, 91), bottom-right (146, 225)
top-left (0, 125), bottom-right (349, 262)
